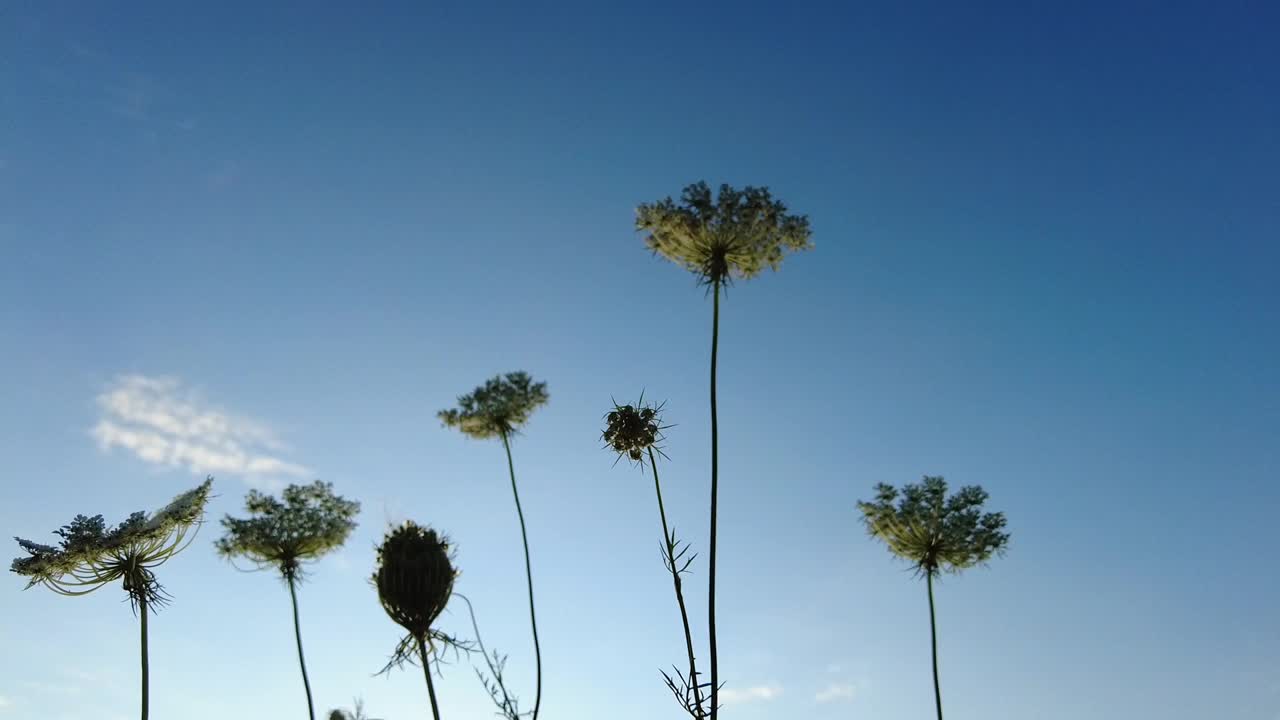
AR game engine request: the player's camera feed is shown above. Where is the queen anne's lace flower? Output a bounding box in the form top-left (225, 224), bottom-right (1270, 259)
top-left (438, 372), bottom-right (548, 439)
top-left (216, 480), bottom-right (359, 580)
top-left (12, 477), bottom-right (213, 607)
top-left (636, 181), bottom-right (812, 287)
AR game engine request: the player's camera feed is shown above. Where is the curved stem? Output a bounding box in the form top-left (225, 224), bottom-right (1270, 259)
top-left (501, 431), bottom-right (542, 720)
top-left (139, 596), bottom-right (149, 720)
top-left (650, 447), bottom-right (705, 716)
top-left (708, 277), bottom-right (721, 720)
top-left (418, 636), bottom-right (442, 720)
top-left (457, 593), bottom-right (518, 717)
top-left (288, 575), bottom-right (316, 720)
top-left (927, 572), bottom-right (943, 720)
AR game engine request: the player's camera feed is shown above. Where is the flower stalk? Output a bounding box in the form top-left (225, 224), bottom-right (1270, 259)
top-left (637, 181), bottom-right (812, 718)
top-left (11, 477), bottom-right (214, 720)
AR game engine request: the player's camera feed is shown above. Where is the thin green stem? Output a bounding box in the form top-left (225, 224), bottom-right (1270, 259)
top-left (927, 572), bottom-right (943, 720)
top-left (139, 596), bottom-right (149, 720)
top-left (288, 575), bottom-right (316, 720)
top-left (501, 431), bottom-right (542, 720)
top-left (419, 636), bottom-right (442, 720)
top-left (649, 446), bottom-right (705, 716)
top-left (708, 278), bottom-right (721, 720)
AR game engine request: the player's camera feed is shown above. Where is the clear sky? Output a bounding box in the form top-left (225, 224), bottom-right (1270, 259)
top-left (2, 1), bottom-right (1278, 718)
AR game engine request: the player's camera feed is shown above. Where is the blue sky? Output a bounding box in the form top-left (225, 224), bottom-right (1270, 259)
top-left (2, 1), bottom-right (1278, 718)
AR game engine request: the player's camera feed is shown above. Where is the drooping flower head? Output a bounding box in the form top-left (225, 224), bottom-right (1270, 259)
top-left (216, 481), bottom-right (360, 581)
top-left (857, 476), bottom-right (1009, 578)
top-left (11, 477), bottom-right (214, 608)
top-left (438, 372), bottom-right (549, 440)
top-left (374, 522), bottom-right (456, 639)
top-left (602, 396), bottom-right (671, 466)
top-left (636, 181), bottom-right (813, 287)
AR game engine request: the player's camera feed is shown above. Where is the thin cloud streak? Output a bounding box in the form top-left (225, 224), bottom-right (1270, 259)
top-left (718, 685), bottom-right (782, 704)
top-left (815, 683), bottom-right (856, 703)
top-left (91, 374), bottom-right (311, 485)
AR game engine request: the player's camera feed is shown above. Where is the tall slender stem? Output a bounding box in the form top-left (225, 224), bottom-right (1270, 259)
top-left (139, 596), bottom-right (149, 720)
top-left (927, 572), bottom-right (943, 720)
top-left (418, 636), bottom-right (442, 720)
top-left (288, 575), bottom-right (316, 720)
top-left (708, 278), bottom-right (721, 720)
top-left (649, 447), bottom-right (705, 716)
top-left (501, 431), bottom-right (542, 720)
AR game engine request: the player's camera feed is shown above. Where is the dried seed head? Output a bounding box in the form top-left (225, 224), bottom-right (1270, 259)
top-left (602, 397), bottom-right (669, 466)
top-left (373, 522), bottom-right (456, 638)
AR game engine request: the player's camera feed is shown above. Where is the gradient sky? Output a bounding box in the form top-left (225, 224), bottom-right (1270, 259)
top-left (2, 2), bottom-right (1278, 719)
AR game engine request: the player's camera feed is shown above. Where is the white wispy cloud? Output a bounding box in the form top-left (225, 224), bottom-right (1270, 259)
top-left (718, 685), bottom-right (782, 704)
top-left (0, 694), bottom-right (11, 710)
top-left (91, 375), bottom-right (311, 485)
top-left (815, 683), bottom-right (856, 703)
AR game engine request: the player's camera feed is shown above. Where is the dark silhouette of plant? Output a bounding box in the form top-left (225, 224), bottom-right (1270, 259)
top-left (10, 477), bottom-right (213, 720)
top-left (373, 522), bottom-right (459, 720)
top-left (603, 396), bottom-right (707, 718)
top-left (637, 182), bottom-right (811, 719)
top-left (857, 476), bottom-right (1009, 720)
top-left (457, 593), bottom-right (527, 720)
top-left (328, 698), bottom-right (383, 720)
top-left (216, 481), bottom-right (360, 720)
top-left (438, 371), bottom-right (548, 720)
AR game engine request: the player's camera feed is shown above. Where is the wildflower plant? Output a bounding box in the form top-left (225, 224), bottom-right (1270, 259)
top-left (373, 522), bottom-right (463, 720)
top-left (603, 397), bottom-right (709, 718)
top-left (11, 476), bottom-right (214, 720)
top-left (457, 592), bottom-right (527, 720)
top-left (438, 371), bottom-right (548, 720)
top-left (637, 181), bottom-right (811, 718)
top-left (858, 476), bottom-right (1009, 720)
top-left (216, 481), bottom-right (360, 720)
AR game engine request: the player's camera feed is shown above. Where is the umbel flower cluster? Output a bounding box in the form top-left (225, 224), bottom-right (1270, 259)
top-left (858, 477), bottom-right (1009, 578)
top-left (12, 477), bottom-right (213, 607)
top-left (216, 480), bottom-right (360, 581)
top-left (636, 181), bottom-right (812, 286)
top-left (438, 372), bottom-right (548, 440)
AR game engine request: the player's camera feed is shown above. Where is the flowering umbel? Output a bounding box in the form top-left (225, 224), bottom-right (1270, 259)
top-left (12, 476), bottom-right (213, 607)
top-left (216, 480), bottom-right (360, 581)
top-left (857, 476), bottom-right (1009, 720)
top-left (438, 370), bottom-right (549, 720)
top-left (438, 371), bottom-right (549, 439)
top-left (11, 477), bottom-right (213, 720)
top-left (857, 476), bottom-right (1009, 578)
top-left (636, 181), bottom-right (812, 287)
top-left (217, 481), bottom-right (360, 720)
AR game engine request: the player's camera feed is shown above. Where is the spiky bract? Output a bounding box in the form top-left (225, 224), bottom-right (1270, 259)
top-left (636, 181), bottom-right (812, 286)
top-left (374, 522), bottom-right (456, 639)
top-left (857, 476), bottom-right (1009, 577)
top-left (438, 372), bottom-right (549, 440)
top-left (216, 481), bottom-right (359, 581)
top-left (11, 477), bottom-right (213, 607)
